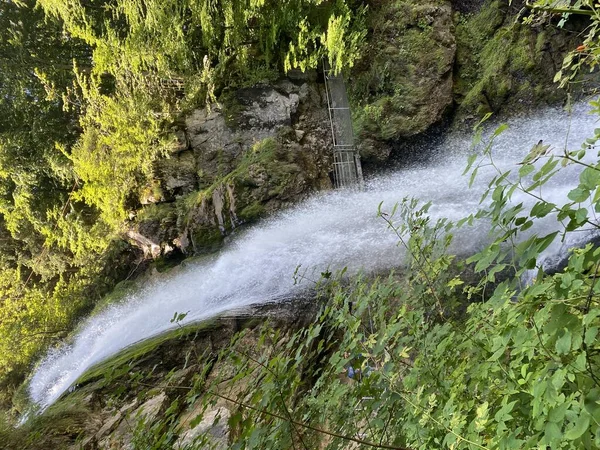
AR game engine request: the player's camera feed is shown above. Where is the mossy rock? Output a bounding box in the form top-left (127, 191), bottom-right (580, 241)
top-left (237, 201), bottom-right (266, 222)
top-left (190, 228), bottom-right (223, 254)
top-left (220, 92), bottom-right (246, 131)
top-left (453, 0), bottom-right (584, 123)
top-left (350, 1), bottom-right (456, 145)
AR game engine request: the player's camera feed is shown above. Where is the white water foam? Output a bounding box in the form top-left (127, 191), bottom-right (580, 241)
top-left (29, 102), bottom-right (599, 410)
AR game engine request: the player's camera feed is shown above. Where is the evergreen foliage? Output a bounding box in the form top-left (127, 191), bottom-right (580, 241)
top-left (0, 0), bottom-right (367, 395)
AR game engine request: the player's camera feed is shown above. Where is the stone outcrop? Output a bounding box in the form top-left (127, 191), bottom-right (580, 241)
top-left (134, 79), bottom-right (333, 257)
top-left (129, 0), bottom-right (586, 258)
top-left (350, 0), bottom-right (457, 164)
top-left (349, 0), bottom-right (589, 166)
top-left (452, 0), bottom-right (587, 124)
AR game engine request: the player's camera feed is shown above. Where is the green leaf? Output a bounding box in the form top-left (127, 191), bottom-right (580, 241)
top-left (493, 123), bottom-right (509, 137)
top-left (469, 167), bottom-right (479, 187)
top-left (575, 207), bottom-right (588, 224)
top-left (568, 187), bottom-right (590, 203)
top-left (530, 201), bottom-right (555, 218)
top-left (584, 327), bottom-right (598, 345)
top-left (519, 163), bottom-right (535, 177)
top-left (565, 413), bottom-right (590, 440)
top-left (545, 421), bottom-right (562, 444)
top-left (548, 402), bottom-right (569, 423)
top-left (190, 412), bottom-right (205, 429)
top-left (474, 246), bottom-right (500, 272)
top-left (580, 167), bottom-right (600, 189)
top-left (555, 329), bottom-right (572, 355)
top-left (520, 220), bottom-right (534, 232)
top-left (537, 231), bottom-right (559, 253)
top-left (463, 153), bottom-right (478, 175)
top-left (584, 310), bottom-right (600, 326)
top-left (584, 389), bottom-right (600, 419)
top-left (554, 70), bottom-right (563, 82)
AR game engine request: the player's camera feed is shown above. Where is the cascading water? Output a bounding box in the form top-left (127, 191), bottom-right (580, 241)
top-left (29, 103), bottom-right (599, 411)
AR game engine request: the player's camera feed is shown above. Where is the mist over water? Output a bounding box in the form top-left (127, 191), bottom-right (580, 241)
top-left (29, 103), bottom-right (599, 410)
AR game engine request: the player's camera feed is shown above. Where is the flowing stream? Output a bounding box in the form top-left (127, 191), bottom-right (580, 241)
top-left (29, 103), bottom-right (599, 410)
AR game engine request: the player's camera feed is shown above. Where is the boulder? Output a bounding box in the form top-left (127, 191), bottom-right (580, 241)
top-left (145, 78), bottom-right (333, 256)
top-left (351, 1), bottom-right (456, 149)
top-left (175, 406), bottom-right (230, 449)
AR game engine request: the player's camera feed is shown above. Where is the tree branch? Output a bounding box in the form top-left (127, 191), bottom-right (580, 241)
top-left (525, 2), bottom-right (595, 16)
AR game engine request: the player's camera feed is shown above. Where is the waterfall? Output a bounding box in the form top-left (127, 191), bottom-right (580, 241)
top-left (29, 102), bottom-right (599, 410)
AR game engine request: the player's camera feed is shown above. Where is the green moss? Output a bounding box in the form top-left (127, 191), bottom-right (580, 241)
top-left (238, 201), bottom-right (266, 222)
top-left (76, 320), bottom-right (217, 386)
top-left (220, 92), bottom-right (245, 131)
top-left (6, 385), bottom-right (100, 450)
top-left (150, 255), bottom-right (184, 273)
top-left (137, 202), bottom-right (177, 223)
top-left (350, 1), bottom-right (454, 140)
top-left (454, 0), bottom-right (573, 120)
top-left (190, 227), bottom-right (223, 253)
top-left (0, 412), bottom-right (25, 449)
top-left (170, 137), bottom-right (293, 254)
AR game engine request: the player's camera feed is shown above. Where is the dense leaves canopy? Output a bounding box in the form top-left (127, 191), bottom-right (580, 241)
top-left (0, 0), bottom-right (367, 389)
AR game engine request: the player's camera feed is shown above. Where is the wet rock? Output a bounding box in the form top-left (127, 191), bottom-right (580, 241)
top-left (156, 150), bottom-right (197, 198)
top-left (358, 138), bottom-right (392, 166)
top-left (95, 413), bottom-right (122, 441)
top-left (175, 406), bottom-right (230, 449)
top-left (135, 203), bottom-right (179, 256)
top-left (351, 1), bottom-right (456, 143)
top-left (233, 86), bottom-right (299, 129)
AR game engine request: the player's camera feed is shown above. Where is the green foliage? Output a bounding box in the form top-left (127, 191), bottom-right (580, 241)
top-left (170, 111), bottom-right (600, 449)
top-left (0, 0), bottom-right (83, 273)
top-left (0, 258), bottom-right (120, 379)
top-left (38, 0), bottom-right (367, 82)
top-left (526, 0), bottom-right (600, 89)
top-left (70, 73), bottom-right (174, 230)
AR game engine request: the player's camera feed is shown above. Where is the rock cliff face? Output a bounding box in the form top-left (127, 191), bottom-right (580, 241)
top-left (350, 0), bottom-right (586, 165)
top-left (452, 0), bottom-right (586, 121)
top-left (350, 0), bottom-right (457, 165)
top-left (132, 78), bottom-right (334, 257)
top-left (128, 0), bottom-right (586, 260)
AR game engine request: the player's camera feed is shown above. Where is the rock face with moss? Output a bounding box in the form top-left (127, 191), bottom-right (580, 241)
top-left (350, 0), bottom-right (457, 164)
top-left (453, 0), bottom-right (585, 122)
top-left (349, 0), bottom-right (586, 165)
top-left (133, 78), bottom-right (333, 257)
top-left (131, 0), bottom-right (584, 258)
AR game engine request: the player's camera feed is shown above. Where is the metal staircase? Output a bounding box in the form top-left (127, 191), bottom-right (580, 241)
top-left (323, 61), bottom-right (364, 189)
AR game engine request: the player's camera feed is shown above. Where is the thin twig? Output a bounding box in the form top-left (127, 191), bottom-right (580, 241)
top-left (233, 348), bottom-right (309, 450)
